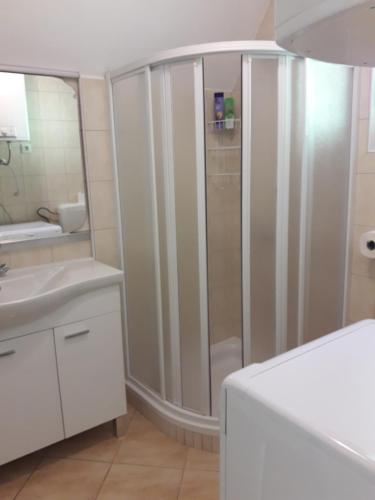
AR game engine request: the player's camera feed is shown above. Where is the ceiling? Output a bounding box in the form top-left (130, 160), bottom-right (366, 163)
top-left (0, 0), bottom-right (270, 76)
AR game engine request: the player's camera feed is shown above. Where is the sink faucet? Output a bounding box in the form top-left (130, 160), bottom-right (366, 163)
top-left (0, 263), bottom-right (9, 277)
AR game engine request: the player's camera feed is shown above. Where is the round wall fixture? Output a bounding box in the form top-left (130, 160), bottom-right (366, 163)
top-left (276, 0), bottom-right (375, 66)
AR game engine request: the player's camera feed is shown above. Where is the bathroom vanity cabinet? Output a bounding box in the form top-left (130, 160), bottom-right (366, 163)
top-left (0, 279), bottom-right (126, 465)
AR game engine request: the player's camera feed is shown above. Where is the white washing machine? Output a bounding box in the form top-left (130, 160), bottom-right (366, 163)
top-left (221, 320), bottom-right (375, 499)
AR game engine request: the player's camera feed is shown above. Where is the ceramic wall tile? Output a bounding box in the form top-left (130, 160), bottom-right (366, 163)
top-left (349, 273), bottom-right (375, 322)
top-left (356, 120), bottom-right (375, 173)
top-left (94, 228), bottom-right (120, 268)
top-left (85, 130), bottom-right (113, 181)
top-left (80, 78), bottom-right (110, 131)
top-left (90, 181), bottom-right (116, 230)
top-left (354, 173), bottom-right (375, 225)
top-left (10, 247), bottom-right (53, 268)
top-left (360, 68), bottom-right (372, 120)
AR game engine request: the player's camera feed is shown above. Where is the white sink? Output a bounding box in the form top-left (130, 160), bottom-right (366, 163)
top-left (0, 259), bottom-right (123, 328)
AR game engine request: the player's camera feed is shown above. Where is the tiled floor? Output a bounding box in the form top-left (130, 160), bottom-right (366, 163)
top-left (0, 406), bottom-right (219, 499)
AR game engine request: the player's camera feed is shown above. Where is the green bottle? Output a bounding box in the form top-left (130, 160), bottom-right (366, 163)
top-left (224, 97), bottom-right (235, 130)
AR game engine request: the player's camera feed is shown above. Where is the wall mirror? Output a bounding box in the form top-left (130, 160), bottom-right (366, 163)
top-left (0, 71), bottom-right (90, 250)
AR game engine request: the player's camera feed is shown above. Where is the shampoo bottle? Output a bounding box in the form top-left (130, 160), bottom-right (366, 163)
top-left (214, 92), bottom-right (224, 129)
top-left (224, 97), bottom-right (235, 129)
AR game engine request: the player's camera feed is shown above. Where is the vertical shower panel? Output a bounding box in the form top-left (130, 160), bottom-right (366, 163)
top-left (302, 60), bottom-right (354, 343)
top-left (151, 66), bottom-right (174, 403)
top-left (112, 72), bottom-right (161, 394)
top-left (204, 53), bottom-right (243, 417)
top-left (287, 58), bottom-right (306, 351)
top-left (276, 56), bottom-right (292, 355)
top-left (169, 60), bottom-right (209, 414)
top-left (249, 58), bottom-right (279, 362)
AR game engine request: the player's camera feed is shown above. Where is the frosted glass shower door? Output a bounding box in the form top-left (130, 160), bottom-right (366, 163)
top-left (169, 60), bottom-right (210, 415)
top-left (112, 71), bottom-right (162, 394)
top-left (283, 59), bottom-right (354, 349)
top-left (149, 60), bottom-right (210, 414)
top-left (204, 53), bottom-right (243, 417)
top-left (242, 55), bottom-right (354, 362)
top-left (243, 57), bottom-right (279, 363)
top-left (300, 60), bottom-right (354, 344)
top-left (287, 57), bottom-right (306, 351)
top-left (150, 66), bottom-right (175, 404)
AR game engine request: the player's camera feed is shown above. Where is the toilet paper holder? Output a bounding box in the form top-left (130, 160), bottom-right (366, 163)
top-left (360, 231), bottom-right (375, 259)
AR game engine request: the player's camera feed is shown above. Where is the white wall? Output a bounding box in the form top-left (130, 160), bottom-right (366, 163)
top-left (204, 54), bottom-right (242, 92)
top-left (0, 0), bottom-right (270, 75)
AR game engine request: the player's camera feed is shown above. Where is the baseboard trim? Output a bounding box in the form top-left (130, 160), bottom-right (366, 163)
top-left (126, 381), bottom-right (220, 452)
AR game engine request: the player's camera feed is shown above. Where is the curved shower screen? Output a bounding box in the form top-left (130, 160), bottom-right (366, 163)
top-left (112, 71), bottom-right (162, 395)
top-left (142, 59), bottom-right (210, 415)
top-left (249, 57), bottom-right (279, 363)
top-left (110, 43), bottom-right (355, 427)
top-left (204, 53), bottom-right (243, 417)
top-left (299, 59), bottom-right (354, 344)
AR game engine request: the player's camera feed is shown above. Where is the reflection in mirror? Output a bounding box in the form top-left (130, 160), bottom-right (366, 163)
top-left (0, 72), bottom-right (89, 246)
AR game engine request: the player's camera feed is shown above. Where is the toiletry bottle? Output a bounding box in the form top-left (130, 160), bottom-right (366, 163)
top-left (224, 97), bottom-right (235, 130)
top-left (214, 92), bottom-right (224, 129)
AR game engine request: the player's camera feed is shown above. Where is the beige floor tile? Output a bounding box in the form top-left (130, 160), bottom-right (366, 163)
top-left (185, 448), bottom-right (220, 472)
top-left (0, 451), bottom-right (44, 500)
top-left (126, 403), bottom-right (136, 414)
top-left (16, 457), bottom-right (109, 500)
top-left (114, 412), bottom-right (188, 469)
top-left (45, 422), bottom-right (121, 463)
top-left (178, 469), bottom-right (219, 500)
top-left (97, 463), bottom-right (182, 500)
top-left (45, 406), bottom-right (135, 462)
top-left (114, 406), bottom-right (135, 438)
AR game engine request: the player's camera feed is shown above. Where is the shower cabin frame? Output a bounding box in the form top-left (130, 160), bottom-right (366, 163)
top-left (107, 41), bottom-right (358, 436)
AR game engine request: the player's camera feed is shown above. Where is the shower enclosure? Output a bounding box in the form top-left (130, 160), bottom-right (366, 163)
top-left (109, 42), bottom-right (355, 434)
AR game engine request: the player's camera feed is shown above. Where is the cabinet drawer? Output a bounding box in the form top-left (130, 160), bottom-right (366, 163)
top-left (0, 331), bottom-right (64, 465)
top-left (54, 312), bottom-right (126, 437)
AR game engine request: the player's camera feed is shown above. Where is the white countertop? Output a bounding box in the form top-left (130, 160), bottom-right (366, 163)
top-left (0, 258), bottom-right (123, 329)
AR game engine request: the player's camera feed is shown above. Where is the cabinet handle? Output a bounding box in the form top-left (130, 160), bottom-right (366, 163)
top-left (0, 349), bottom-right (15, 358)
top-left (64, 329), bottom-right (90, 340)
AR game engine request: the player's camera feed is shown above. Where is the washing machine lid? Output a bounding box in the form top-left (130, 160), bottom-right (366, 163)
top-left (276, 0), bottom-right (375, 66)
top-left (230, 320), bottom-right (375, 462)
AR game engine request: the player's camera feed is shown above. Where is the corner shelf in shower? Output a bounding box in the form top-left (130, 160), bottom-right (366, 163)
top-left (207, 118), bottom-right (241, 130)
